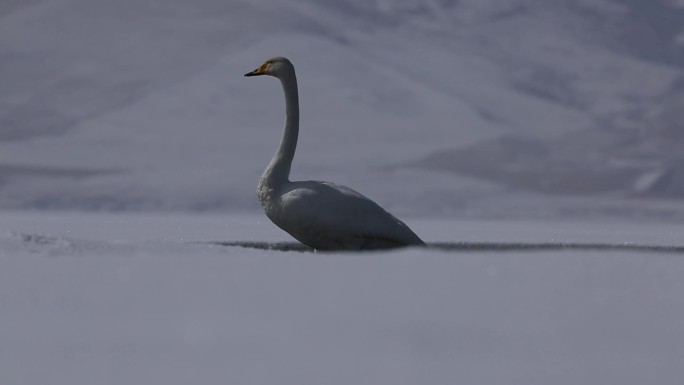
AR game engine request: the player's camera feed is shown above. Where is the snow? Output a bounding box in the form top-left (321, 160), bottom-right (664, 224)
top-left (1, 212), bottom-right (684, 385)
top-left (2, 0), bottom-right (684, 213)
top-left (2, 1), bottom-right (684, 383)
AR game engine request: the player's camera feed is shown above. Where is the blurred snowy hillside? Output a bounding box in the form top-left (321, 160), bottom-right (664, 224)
top-left (2, 0), bottom-right (684, 218)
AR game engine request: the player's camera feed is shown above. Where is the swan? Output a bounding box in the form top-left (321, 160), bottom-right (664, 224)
top-left (244, 56), bottom-right (425, 251)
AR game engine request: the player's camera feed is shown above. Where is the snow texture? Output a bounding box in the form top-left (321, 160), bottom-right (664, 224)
top-left (2, 2), bottom-right (684, 384)
top-left (1, 212), bottom-right (684, 385)
top-left (1, 0), bottom-right (684, 216)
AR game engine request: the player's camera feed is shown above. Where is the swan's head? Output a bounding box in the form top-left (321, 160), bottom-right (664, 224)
top-left (244, 57), bottom-right (293, 78)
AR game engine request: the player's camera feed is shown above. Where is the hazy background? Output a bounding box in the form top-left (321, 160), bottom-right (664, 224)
top-left (2, 0), bottom-right (684, 219)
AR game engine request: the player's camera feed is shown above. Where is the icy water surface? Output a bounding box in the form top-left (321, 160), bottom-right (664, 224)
top-left (215, 240), bottom-right (684, 253)
top-left (2, 212), bottom-right (684, 385)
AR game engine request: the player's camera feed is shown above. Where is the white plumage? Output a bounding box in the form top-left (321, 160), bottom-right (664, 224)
top-left (245, 57), bottom-right (425, 251)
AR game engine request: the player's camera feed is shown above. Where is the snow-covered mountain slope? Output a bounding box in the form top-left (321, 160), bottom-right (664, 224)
top-left (1, 0), bottom-right (683, 216)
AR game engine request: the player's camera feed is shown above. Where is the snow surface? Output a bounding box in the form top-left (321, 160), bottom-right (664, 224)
top-left (3, 2), bottom-right (684, 383)
top-left (2, 211), bottom-right (684, 385)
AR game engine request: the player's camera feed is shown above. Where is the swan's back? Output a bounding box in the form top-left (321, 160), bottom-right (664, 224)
top-left (263, 180), bottom-right (425, 251)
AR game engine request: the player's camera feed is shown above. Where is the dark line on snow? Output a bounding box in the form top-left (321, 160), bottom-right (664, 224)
top-left (203, 241), bottom-right (684, 254)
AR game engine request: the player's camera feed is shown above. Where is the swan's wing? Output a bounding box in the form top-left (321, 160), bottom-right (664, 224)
top-left (274, 181), bottom-right (424, 249)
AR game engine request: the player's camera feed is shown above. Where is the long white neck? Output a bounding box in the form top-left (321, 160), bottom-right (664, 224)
top-left (262, 69), bottom-right (299, 187)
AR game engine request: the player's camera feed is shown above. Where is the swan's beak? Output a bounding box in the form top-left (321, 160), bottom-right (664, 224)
top-left (244, 69), bottom-right (263, 77)
top-left (244, 63), bottom-right (268, 77)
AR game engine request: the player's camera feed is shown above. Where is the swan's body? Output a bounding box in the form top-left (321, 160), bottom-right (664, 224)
top-left (245, 57), bottom-right (425, 251)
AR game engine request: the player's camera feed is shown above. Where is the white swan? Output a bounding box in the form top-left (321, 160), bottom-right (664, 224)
top-left (245, 57), bottom-right (425, 251)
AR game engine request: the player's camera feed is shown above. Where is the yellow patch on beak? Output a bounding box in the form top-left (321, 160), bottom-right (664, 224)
top-left (244, 61), bottom-right (270, 77)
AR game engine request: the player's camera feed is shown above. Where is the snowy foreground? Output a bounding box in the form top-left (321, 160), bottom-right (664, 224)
top-left (1, 211), bottom-right (684, 385)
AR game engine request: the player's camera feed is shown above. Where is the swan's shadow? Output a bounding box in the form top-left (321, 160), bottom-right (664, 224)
top-left (208, 241), bottom-right (684, 254)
